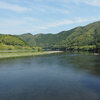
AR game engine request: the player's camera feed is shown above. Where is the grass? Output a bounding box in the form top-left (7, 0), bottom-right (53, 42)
top-left (0, 51), bottom-right (62, 59)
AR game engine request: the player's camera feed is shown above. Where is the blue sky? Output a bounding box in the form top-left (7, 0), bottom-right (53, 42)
top-left (0, 0), bottom-right (100, 35)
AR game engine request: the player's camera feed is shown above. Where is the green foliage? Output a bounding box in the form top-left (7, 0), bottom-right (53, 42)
top-left (18, 21), bottom-right (100, 52)
top-left (0, 34), bottom-right (28, 46)
top-left (1, 21), bottom-right (100, 52)
top-left (0, 43), bottom-right (14, 50)
top-left (19, 31), bottom-right (71, 48)
top-left (0, 34), bottom-right (42, 51)
top-left (32, 47), bottom-right (43, 52)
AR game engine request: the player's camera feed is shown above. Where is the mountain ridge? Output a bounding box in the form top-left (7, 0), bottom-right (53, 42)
top-left (0, 21), bottom-right (100, 52)
top-left (18, 21), bottom-right (100, 52)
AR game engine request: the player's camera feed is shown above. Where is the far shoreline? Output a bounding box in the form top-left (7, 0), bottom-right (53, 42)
top-left (0, 51), bottom-right (63, 59)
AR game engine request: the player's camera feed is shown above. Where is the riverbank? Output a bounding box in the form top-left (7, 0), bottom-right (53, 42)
top-left (0, 51), bottom-right (63, 59)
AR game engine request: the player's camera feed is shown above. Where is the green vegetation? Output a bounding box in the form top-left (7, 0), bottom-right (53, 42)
top-left (60, 21), bottom-right (100, 52)
top-left (0, 21), bottom-right (100, 53)
top-left (0, 51), bottom-right (62, 59)
top-left (19, 21), bottom-right (100, 53)
top-left (0, 34), bottom-right (42, 51)
top-left (0, 34), bottom-right (29, 50)
top-left (0, 34), bottom-right (60, 59)
top-left (19, 31), bottom-right (71, 48)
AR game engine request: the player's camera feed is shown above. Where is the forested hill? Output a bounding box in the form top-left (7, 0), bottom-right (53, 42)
top-left (19, 21), bottom-right (100, 51)
top-left (19, 27), bottom-right (77, 48)
top-left (0, 34), bottom-right (32, 50)
top-left (0, 34), bottom-right (28, 46)
top-left (19, 32), bottom-right (71, 48)
top-left (0, 21), bottom-right (100, 51)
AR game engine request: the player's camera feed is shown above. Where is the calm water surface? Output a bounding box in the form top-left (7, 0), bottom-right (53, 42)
top-left (0, 52), bottom-right (100, 100)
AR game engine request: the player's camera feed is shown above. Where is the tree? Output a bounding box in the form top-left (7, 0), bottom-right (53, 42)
top-left (93, 29), bottom-right (99, 53)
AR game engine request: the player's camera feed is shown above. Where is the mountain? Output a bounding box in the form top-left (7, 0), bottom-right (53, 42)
top-left (61, 21), bottom-right (100, 51)
top-left (19, 21), bottom-right (100, 51)
top-left (19, 30), bottom-right (73, 48)
top-left (0, 34), bottom-right (31, 50)
top-left (0, 34), bottom-right (28, 46)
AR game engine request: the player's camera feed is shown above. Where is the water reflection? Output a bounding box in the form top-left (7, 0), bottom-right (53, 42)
top-left (57, 52), bottom-right (100, 76)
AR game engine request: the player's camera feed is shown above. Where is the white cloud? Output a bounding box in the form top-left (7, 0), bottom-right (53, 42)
top-left (0, 16), bottom-right (100, 34)
top-left (24, 17), bottom-right (37, 22)
top-left (30, 5), bottom-right (69, 15)
top-left (0, 17), bottom-right (37, 28)
top-left (0, 19), bottom-right (26, 28)
top-left (29, 20), bottom-right (73, 31)
top-left (0, 1), bottom-right (28, 13)
top-left (43, 6), bottom-right (69, 15)
top-left (74, 0), bottom-right (100, 6)
top-left (33, 17), bottom-right (100, 31)
top-left (84, 0), bottom-right (100, 6)
top-left (41, 20), bottom-right (73, 29)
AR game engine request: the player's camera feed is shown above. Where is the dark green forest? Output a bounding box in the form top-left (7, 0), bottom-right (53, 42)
top-left (0, 21), bottom-right (100, 52)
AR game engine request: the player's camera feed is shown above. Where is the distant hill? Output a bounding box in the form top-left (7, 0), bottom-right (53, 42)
top-left (19, 21), bottom-right (100, 52)
top-left (60, 21), bottom-right (100, 51)
top-left (0, 34), bottom-right (28, 46)
top-left (0, 34), bottom-right (32, 50)
top-left (19, 30), bottom-right (73, 48)
top-left (0, 21), bottom-right (100, 51)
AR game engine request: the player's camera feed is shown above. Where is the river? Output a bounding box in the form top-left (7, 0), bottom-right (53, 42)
top-left (0, 52), bottom-right (100, 100)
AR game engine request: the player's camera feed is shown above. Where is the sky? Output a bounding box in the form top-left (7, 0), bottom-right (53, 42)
top-left (0, 0), bottom-right (100, 35)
